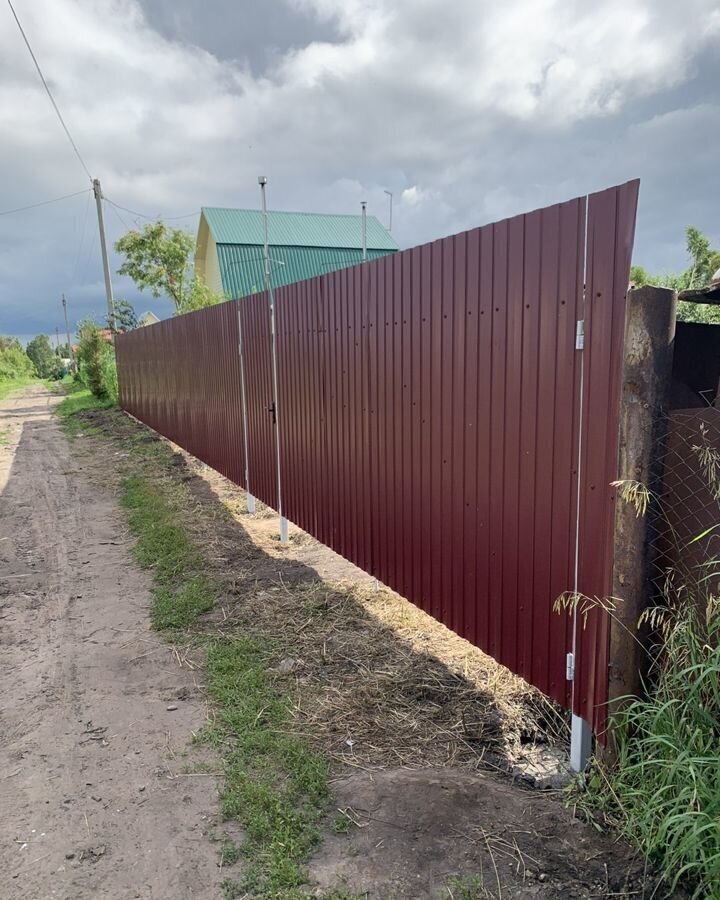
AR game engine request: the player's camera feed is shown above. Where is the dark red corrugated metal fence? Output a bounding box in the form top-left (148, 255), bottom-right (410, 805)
top-left (117, 181), bottom-right (639, 734)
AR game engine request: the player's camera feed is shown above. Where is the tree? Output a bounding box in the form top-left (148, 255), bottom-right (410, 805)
top-left (114, 221), bottom-right (222, 315)
top-left (109, 299), bottom-right (138, 333)
top-left (76, 319), bottom-right (117, 402)
top-left (0, 337), bottom-right (34, 382)
top-left (631, 226), bottom-right (720, 324)
top-left (26, 334), bottom-right (62, 379)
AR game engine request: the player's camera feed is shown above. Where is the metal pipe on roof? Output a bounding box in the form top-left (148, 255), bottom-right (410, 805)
top-left (361, 201), bottom-right (367, 262)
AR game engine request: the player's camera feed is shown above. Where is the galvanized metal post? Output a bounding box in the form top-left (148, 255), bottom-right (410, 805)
top-left (259, 176), bottom-right (288, 544)
top-left (92, 178), bottom-right (115, 334)
top-left (570, 714), bottom-right (592, 772)
top-left (361, 201), bottom-right (367, 262)
top-left (236, 303), bottom-right (256, 515)
top-left (569, 211), bottom-right (592, 774)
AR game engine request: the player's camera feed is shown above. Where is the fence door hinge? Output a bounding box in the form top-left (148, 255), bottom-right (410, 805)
top-left (566, 652), bottom-right (575, 681)
top-left (575, 320), bottom-right (585, 351)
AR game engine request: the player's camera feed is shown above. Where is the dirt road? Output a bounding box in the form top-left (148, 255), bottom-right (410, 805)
top-left (0, 385), bottom-right (220, 899)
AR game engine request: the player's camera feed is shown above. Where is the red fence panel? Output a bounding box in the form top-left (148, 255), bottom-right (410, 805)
top-left (117, 181), bottom-right (639, 735)
top-left (116, 301), bottom-right (246, 488)
top-left (238, 291), bottom-right (278, 510)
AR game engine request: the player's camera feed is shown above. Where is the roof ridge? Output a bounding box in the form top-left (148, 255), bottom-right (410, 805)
top-left (201, 206), bottom-right (384, 221)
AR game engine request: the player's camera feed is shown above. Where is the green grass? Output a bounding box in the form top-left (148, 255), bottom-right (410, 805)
top-left (588, 602), bottom-right (720, 900)
top-left (203, 637), bottom-right (329, 897)
top-left (60, 409), bottom-right (354, 898)
top-left (52, 377), bottom-right (116, 436)
top-left (0, 376), bottom-right (35, 400)
top-left (118, 471), bottom-right (333, 897)
top-left (120, 475), bottom-right (216, 631)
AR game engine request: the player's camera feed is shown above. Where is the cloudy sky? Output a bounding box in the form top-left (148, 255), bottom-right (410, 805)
top-left (1, 0), bottom-right (719, 343)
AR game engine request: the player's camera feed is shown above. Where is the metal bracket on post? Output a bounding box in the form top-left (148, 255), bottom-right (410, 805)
top-left (570, 714), bottom-right (592, 772)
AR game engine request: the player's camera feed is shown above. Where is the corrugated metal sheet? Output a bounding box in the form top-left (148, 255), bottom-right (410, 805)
top-left (117, 181), bottom-right (640, 736)
top-left (217, 244), bottom-right (391, 301)
top-left (575, 180), bottom-right (640, 732)
top-left (116, 301), bottom-right (246, 488)
top-left (202, 207), bottom-right (398, 251)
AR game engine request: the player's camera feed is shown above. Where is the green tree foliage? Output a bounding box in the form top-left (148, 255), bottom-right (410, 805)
top-left (26, 334), bottom-right (62, 379)
top-left (0, 336), bottom-right (34, 382)
top-left (110, 298), bottom-right (138, 333)
top-left (75, 319), bottom-right (117, 402)
top-left (631, 226), bottom-right (720, 324)
top-left (114, 221), bottom-right (222, 315)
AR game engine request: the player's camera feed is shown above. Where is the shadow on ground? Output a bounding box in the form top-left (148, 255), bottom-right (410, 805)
top-left (72, 406), bottom-right (668, 900)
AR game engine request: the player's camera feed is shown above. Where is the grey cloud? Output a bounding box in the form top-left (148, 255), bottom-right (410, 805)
top-left (1, 0), bottom-right (719, 340)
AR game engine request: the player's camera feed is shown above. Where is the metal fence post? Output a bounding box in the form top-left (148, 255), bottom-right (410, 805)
top-left (236, 301), bottom-right (256, 515)
top-left (259, 176), bottom-right (288, 544)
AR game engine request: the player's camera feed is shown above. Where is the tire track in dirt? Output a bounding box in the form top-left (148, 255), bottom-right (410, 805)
top-left (0, 385), bottom-right (221, 900)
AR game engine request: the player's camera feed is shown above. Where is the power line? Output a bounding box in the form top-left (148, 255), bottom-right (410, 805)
top-left (6, 0), bottom-right (92, 181)
top-left (106, 198), bottom-right (132, 233)
top-left (105, 198), bottom-right (197, 222)
top-left (0, 188), bottom-right (90, 217)
top-left (71, 189), bottom-right (92, 284)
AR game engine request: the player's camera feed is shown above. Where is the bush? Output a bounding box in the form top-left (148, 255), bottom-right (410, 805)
top-left (75, 319), bottom-right (118, 403)
top-left (0, 340), bottom-right (34, 382)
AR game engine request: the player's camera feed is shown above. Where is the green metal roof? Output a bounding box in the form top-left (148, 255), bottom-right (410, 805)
top-left (202, 207), bottom-right (398, 252)
top-left (217, 244), bottom-right (391, 299)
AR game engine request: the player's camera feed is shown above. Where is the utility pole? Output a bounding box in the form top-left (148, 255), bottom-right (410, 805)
top-left (92, 178), bottom-right (115, 333)
top-left (55, 326), bottom-right (60, 354)
top-left (383, 189), bottom-right (393, 232)
top-left (258, 175), bottom-right (288, 545)
top-left (61, 294), bottom-right (75, 371)
top-left (361, 201), bottom-right (367, 262)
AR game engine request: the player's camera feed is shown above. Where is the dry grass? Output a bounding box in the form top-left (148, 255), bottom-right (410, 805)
top-left (182, 457), bottom-right (567, 773)
top-left (86, 407), bottom-right (567, 776)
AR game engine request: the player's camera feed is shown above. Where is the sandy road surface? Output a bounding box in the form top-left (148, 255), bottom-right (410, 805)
top-left (0, 385), bottom-right (220, 899)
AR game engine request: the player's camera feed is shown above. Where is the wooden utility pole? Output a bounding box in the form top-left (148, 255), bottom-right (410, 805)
top-left (61, 294), bottom-right (75, 371)
top-left (92, 178), bottom-right (115, 333)
top-left (606, 285), bottom-right (677, 760)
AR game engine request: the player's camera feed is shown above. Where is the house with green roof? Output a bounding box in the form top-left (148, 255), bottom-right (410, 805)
top-left (194, 207), bottom-right (398, 299)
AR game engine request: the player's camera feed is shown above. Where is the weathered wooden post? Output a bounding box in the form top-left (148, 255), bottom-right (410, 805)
top-left (606, 285), bottom-right (676, 758)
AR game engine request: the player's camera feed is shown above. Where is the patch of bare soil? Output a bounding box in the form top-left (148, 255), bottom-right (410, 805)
top-left (312, 770), bottom-right (648, 899)
top-left (79, 405), bottom-right (667, 899)
top-left (0, 386), bottom-right (221, 899)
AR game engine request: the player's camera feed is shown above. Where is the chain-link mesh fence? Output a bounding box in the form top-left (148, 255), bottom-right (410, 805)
top-left (649, 406), bottom-right (720, 607)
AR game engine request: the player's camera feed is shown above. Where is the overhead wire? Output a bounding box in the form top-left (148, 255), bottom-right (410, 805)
top-left (104, 198), bottom-right (197, 221)
top-left (71, 189), bottom-right (93, 285)
top-left (0, 189), bottom-right (90, 217)
top-left (6, 0), bottom-right (93, 181)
